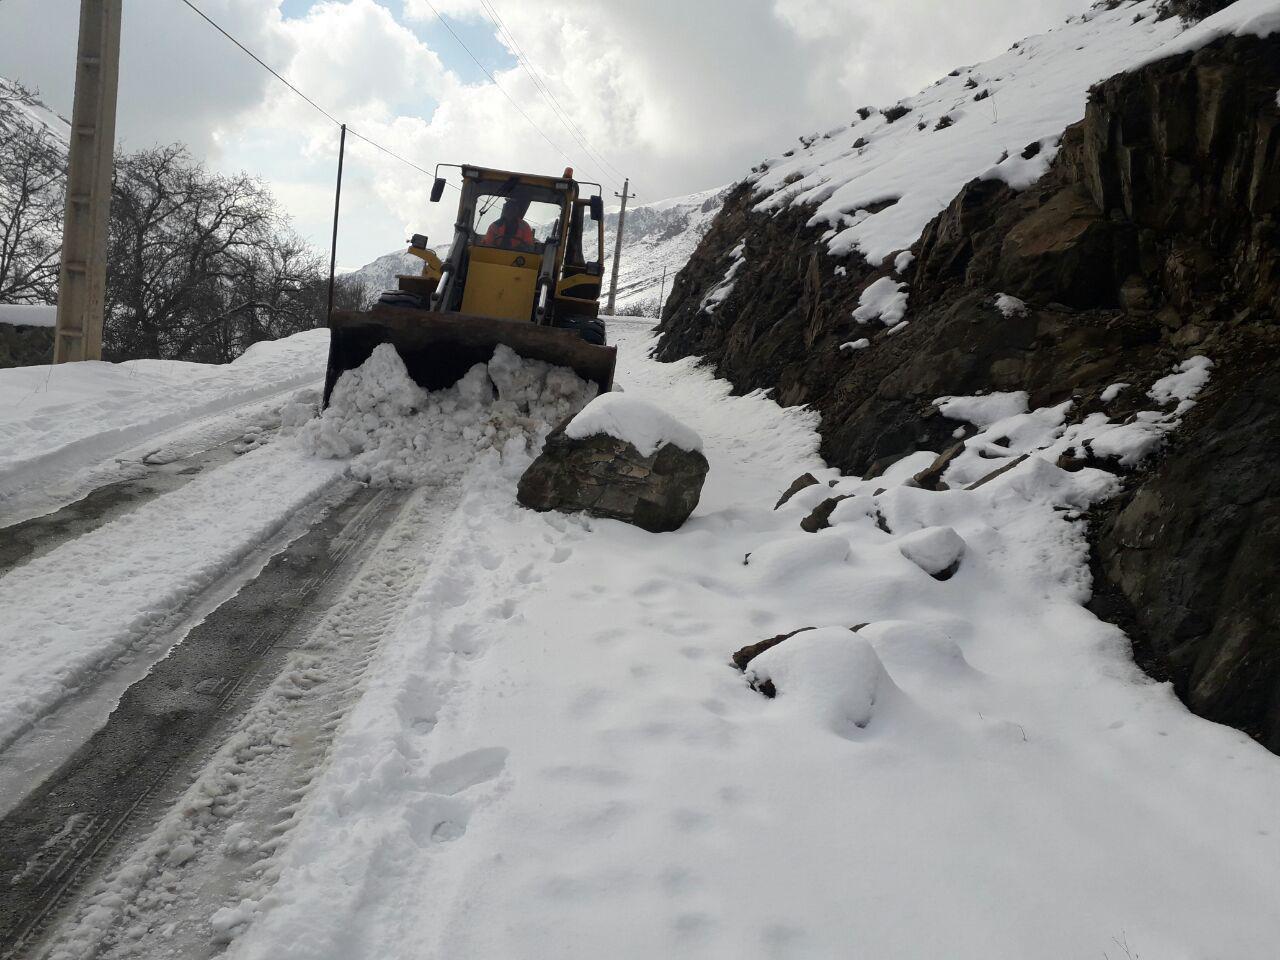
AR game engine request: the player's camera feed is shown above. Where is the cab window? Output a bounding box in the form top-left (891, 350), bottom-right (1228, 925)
top-left (472, 183), bottom-right (561, 252)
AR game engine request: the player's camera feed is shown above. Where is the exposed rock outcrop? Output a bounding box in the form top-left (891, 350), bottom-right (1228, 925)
top-left (656, 34), bottom-right (1280, 748)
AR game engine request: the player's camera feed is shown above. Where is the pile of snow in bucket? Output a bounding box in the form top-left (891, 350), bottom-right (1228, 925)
top-left (300, 344), bottom-right (597, 486)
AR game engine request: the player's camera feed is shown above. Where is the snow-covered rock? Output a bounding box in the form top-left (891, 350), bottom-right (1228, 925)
top-left (519, 394), bottom-right (708, 533)
top-left (745, 627), bottom-right (904, 738)
top-left (564, 393), bottom-right (702, 457)
top-left (896, 526), bottom-right (966, 580)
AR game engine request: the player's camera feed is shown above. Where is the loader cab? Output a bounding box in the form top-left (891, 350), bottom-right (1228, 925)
top-left (430, 164), bottom-right (605, 329)
top-left (324, 163), bottom-right (616, 407)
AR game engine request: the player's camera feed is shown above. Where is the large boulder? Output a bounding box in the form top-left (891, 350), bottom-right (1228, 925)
top-left (517, 394), bottom-right (709, 533)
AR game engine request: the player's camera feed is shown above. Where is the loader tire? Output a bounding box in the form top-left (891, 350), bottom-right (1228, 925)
top-left (556, 315), bottom-right (606, 346)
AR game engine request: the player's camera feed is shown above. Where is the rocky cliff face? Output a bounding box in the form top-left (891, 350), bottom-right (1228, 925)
top-left (656, 32), bottom-right (1280, 748)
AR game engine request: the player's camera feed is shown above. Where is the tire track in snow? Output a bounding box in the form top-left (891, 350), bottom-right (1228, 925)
top-left (0, 481), bottom-right (451, 959)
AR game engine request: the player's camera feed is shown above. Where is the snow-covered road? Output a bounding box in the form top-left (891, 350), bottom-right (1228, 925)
top-left (3, 317), bottom-right (1280, 960)
top-left (215, 318), bottom-right (1280, 960)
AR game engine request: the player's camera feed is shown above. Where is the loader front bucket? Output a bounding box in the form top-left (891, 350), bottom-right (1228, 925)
top-left (323, 305), bottom-right (617, 406)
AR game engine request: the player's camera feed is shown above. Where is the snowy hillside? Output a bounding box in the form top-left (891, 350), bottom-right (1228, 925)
top-left (600, 186), bottom-right (728, 314)
top-left (0, 78), bottom-right (69, 150)
top-left (747, 0), bottom-right (1274, 265)
top-left (346, 186), bottom-right (727, 316)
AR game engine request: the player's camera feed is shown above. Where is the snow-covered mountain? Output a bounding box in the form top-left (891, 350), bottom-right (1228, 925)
top-left (0, 78), bottom-right (70, 149)
top-left (598, 185), bottom-right (729, 314)
top-left (345, 185), bottom-right (728, 316)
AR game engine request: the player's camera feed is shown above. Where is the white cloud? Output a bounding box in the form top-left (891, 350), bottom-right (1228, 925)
top-left (0, 0), bottom-right (1095, 268)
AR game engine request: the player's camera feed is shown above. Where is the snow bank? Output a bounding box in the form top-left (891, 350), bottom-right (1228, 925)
top-left (565, 392), bottom-right (702, 456)
top-left (301, 344), bottom-right (596, 486)
top-left (0, 328), bottom-right (329, 520)
top-left (0, 303), bottom-right (56, 327)
top-left (749, 1), bottom-right (1189, 264)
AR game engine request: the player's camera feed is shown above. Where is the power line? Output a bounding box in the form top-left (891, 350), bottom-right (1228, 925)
top-left (177, 0), bottom-right (341, 127)
top-left (420, 0), bottom-right (608, 187)
top-left (478, 0), bottom-right (626, 185)
top-left (477, 0), bottom-right (618, 185)
top-left (178, 0), bottom-right (454, 190)
top-left (346, 127), bottom-right (456, 189)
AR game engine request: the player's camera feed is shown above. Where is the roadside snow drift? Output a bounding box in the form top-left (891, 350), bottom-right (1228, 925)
top-left (0, 329), bottom-right (330, 519)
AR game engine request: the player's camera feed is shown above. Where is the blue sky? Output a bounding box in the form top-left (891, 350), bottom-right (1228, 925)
top-left (280, 0), bottom-right (517, 85)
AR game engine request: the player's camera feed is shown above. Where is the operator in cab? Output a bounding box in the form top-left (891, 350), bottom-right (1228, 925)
top-left (483, 197), bottom-right (535, 250)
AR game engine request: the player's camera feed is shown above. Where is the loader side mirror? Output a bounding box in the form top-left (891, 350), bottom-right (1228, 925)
top-left (589, 195), bottom-right (603, 221)
top-left (409, 233), bottom-right (429, 250)
top-left (430, 178), bottom-right (446, 203)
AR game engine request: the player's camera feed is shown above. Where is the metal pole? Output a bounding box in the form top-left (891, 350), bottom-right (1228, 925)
top-left (657, 266), bottom-right (667, 318)
top-left (54, 0), bottom-right (123, 363)
top-left (605, 177), bottom-right (634, 315)
top-left (327, 123), bottom-right (346, 324)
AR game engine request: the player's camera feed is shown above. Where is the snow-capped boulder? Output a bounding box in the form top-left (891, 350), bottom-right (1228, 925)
top-left (745, 627), bottom-right (902, 738)
top-left (517, 395), bottom-right (709, 532)
top-left (896, 526), bottom-right (966, 581)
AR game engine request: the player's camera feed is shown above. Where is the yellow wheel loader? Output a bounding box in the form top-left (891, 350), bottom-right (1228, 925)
top-left (323, 164), bottom-right (616, 405)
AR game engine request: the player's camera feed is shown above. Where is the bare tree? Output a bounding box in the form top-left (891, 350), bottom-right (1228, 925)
top-left (0, 83), bottom-right (67, 304)
top-left (104, 145), bottom-right (328, 362)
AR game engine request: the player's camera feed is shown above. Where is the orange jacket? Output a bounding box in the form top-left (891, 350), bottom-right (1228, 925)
top-left (483, 218), bottom-right (535, 249)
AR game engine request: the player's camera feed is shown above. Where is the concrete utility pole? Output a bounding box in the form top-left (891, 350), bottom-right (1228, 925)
top-left (54, 0), bottom-right (123, 363)
top-left (605, 178), bottom-right (635, 316)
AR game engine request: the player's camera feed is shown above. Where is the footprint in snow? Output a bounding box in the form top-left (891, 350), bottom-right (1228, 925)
top-left (424, 746), bottom-right (509, 796)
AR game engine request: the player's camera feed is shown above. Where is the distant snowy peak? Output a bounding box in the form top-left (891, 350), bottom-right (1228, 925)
top-left (601, 185), bottom-right (731, 314)
top-left (0, 78), bottom-right (70, 149)
top-left (746, 0), bottom-right (1275, 267)
top-left (341, 245), bottom-right (447, 301)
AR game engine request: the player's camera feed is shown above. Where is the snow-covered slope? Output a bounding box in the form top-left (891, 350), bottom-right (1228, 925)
top-left (0, 78), bottom-right (70, 150)
top-left (600, 186), bottom-right (728, 314)
top-left (747, 0), bottom-right (1275, 266)
top-left (346, 186), bottom-right (727, 317)
top-left (341, 245), bottom-right (448, 302)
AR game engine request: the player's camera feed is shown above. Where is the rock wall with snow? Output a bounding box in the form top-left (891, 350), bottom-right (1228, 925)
top-left (655, 1), bottom-right (1280, 750)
